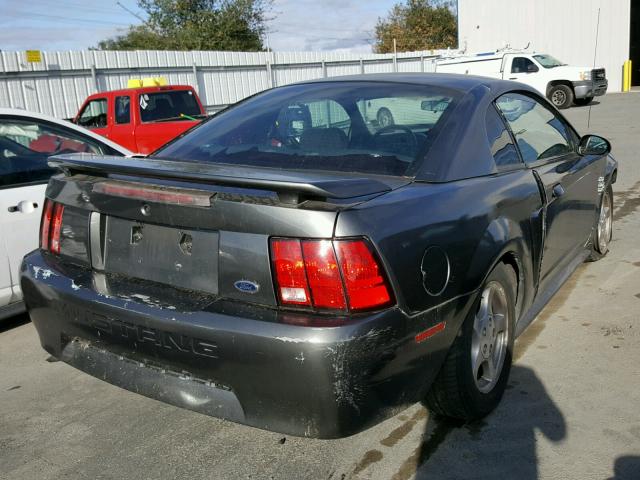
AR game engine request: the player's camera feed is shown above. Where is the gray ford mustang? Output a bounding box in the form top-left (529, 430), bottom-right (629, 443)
top-left (21, 74), bottom-right (616, 438)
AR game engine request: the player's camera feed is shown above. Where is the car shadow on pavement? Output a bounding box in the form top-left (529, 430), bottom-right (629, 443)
top-left (607, 456), bottom-right (640, 480)
top-left (572, 101), bottom-right (601, 108)
top-left (407, 366), bottom-right (566, 480)
top-left (0, 313), bottom-right (30, 334)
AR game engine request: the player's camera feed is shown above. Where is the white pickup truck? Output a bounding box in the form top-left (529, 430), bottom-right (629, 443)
top-left (435, 51), bottom-right (608, 109)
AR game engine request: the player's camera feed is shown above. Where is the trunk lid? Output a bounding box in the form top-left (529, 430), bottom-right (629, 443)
top-left (47, 154), bottom-right (410, 307)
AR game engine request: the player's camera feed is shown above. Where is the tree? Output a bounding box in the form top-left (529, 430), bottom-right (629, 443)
top-left (98, 0), bottom-right (271, 51)
top-left (374, 0), bottom-right (457, 53)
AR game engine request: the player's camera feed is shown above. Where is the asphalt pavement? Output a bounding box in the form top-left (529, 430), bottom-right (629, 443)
top-left (1, 93), bottom-right (639, 480)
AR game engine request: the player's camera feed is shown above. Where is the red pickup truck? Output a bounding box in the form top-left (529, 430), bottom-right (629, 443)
top-left (74, 85), bottom-right (206, 154)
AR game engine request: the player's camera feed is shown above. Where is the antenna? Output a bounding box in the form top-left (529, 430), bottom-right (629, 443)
top-left (587, 7), bottom-right (601, 129)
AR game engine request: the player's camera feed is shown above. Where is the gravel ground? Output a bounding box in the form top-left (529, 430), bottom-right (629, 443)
top-left (1, 93), bottom-right (639, 480)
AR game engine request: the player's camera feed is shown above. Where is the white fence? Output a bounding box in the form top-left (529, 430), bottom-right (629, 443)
top-left (0, 49), bottom-right (443, 119)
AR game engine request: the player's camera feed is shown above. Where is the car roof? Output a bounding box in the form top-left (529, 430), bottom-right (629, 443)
top-left (86, 85), bottom-right (195, 97)
top-left (292, 73), bottom-right (534, 96)
top-left (0, 107), bottom-right (133, 155)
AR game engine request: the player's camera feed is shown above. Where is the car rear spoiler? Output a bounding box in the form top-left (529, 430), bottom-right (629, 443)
top-left (48, 154), bottom-right (407, 200)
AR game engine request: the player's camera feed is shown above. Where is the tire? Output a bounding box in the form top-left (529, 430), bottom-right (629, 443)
top-left (574, 96), bottom-right (594, 106)
top-left (426, 262), bottom-right (516, 420)
top-left (548, 84), bottom-right (574, 109)
top-left (588, 185), bottom-right (613, 262)
top-left (377, 108), bottom-right (394, 127)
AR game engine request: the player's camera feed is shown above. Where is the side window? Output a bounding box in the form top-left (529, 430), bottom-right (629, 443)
top-left (485, 105), bottom-right (521, 168)
top-left (0, 118), bottom-right (107, 188)
top-left (115, 96), bottom-right (131, 124)
top-left (77, 98), bottom-right (108, 128)
top-left (511, 57), bottom-right (539, 74)
top-left (496, 93), bottom-right (573, 164)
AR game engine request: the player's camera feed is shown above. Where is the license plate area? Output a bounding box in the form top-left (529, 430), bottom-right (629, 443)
top-left (103, 216), bottom-right (219, 294)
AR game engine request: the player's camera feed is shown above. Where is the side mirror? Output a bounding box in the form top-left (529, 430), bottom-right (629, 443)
top-left (421, 100), bottom-right (447, 112)
top-left (578, 135), bottom-right (611, 156)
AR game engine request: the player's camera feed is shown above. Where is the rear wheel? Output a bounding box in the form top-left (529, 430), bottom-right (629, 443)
top-left (426, 263), bottom-right (516, 420)
top-left (376, 108), bottom-right (394, 127)
top-left (548, 84), bottom-right (574, 109)
top-left (574, 96), bottom-right (594, 106)
top-left (588, 185), bottom-right (613, 261)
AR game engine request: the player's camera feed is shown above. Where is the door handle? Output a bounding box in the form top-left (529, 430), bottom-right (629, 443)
top-left (508, 77), bottom-right (517, 80)
top-left (8, 201), bottom-right (38, 213)
top-left (552, 184), bottom-right (565, 198)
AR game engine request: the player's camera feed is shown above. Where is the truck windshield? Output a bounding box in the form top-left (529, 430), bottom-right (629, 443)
top-left (139, 90), bottom-right (202, 123)
top-left (533, 54), bottom-right (566, 68)
top-left (155, 82), bottom-right (460, 177)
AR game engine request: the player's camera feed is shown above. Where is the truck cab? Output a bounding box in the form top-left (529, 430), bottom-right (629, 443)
top-left (74, 83), bottom-right (206, 154)
top-left (436, 51), bottom-right (608, 109)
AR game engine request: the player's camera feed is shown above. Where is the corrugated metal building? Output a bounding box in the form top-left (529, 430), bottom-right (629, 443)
top-left (458, 0), bottom-right (639, 92)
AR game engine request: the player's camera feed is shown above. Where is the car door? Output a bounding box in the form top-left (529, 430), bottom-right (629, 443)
top-left (496, 92), bottom-right (600, 285)
top-left (504, 56), bottom-right (547, 96)
top-left (110, 94), bottom-right (137, 151)
top-left (0, 116), bottom-right (116, 304)
top-left (0, 227), bottom-right (11, 308)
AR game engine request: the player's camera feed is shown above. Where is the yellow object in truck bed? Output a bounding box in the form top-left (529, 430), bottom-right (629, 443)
top-left (127, 77), bottom-right (168, 88)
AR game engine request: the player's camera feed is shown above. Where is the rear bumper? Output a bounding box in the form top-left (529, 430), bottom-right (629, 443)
top-left (21, 251), bottom-right (468, 438)
top-left (573, 79), bottom-right (608, 98)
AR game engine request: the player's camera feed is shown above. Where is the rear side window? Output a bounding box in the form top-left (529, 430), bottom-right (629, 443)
top-left (511, 57), bottom-right (539, 74)
top-left (485, 105), bottom-right (521, 169)
top-left (115, 96), bottom-right (131, 124)
top-left (496, 93), bottom-right (573, 164)
top-left (139, 90), bottom-right (201, 123)
top-left (77, 98), bottom-right (107, 128)
top-left (0, 118), bottom-right (108, 187)
top-left (156, 82), bottom-right (460, 177)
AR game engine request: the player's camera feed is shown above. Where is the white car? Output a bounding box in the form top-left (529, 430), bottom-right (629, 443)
top-left (0, 108), bottom-right (132, 319)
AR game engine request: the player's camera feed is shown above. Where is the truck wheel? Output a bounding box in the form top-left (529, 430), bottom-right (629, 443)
top-left (548, 85), bottom-right (574, 109)
top-left (588, 185), bottom-right (613, 262)
top-left (377, 108), bottom-right (394, 127)
top-left (425, 263), bottom-right (516, 420)
top-left (574, 96), bottom-right (594, 106)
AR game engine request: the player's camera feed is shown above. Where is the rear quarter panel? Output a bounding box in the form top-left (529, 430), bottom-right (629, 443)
top-left (335, 170), bottom-right (543, 317)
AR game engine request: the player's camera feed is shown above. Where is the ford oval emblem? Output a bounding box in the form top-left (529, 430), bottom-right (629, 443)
top-left (234, 280), bottom-right (260, 294)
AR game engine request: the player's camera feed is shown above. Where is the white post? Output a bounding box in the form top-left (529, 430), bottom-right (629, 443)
top-left (393, 38), bottom-right (398, 72)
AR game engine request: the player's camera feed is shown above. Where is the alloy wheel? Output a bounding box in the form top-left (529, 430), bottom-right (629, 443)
top-left (597, 189), bottom-right (613, 253)
top-left (471, 281), bottom-right (509, 393)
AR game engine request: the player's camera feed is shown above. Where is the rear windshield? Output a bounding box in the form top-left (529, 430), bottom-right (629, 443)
top-left (139, 90), bottom-right (202, 123)
top-left (156, 82), bottom-right (460, 176)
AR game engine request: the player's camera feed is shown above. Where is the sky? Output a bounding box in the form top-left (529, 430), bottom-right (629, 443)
top-left (0, 0), bottom-right (395, 52)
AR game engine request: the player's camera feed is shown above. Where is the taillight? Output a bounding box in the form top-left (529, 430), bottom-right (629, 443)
top-left (40, 199), bottom-right (64, 254)
top-left (302, 240), bottom-right (346, 310)
top-left (270, 238), bottom-right (394, 313)
top-left (335, 240), bottom-right (392, 311)
top-left (40, 199), bottom-right (53, 250)
top-left (271, 239), bottom-right (311, 306)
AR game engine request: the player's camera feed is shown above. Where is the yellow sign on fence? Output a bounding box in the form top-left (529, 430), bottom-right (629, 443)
top-left (25, 50), bottom-right (42, 63)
